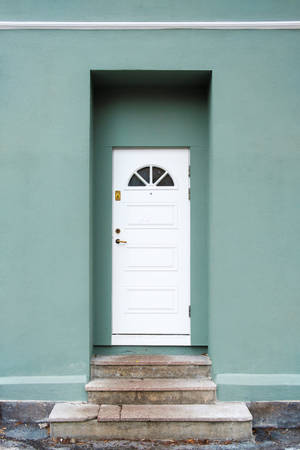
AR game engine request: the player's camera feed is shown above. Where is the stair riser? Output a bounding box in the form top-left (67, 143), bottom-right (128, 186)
top-left (51, 420), bottom-right (252, 441)
top-left (91, 365), bottom-right (211, 379)
top-left (87, 390), bottom-right (216, 405)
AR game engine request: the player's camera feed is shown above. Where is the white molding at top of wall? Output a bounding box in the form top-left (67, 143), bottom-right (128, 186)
top-left (0, 375), bottom-right (87, 385)
top-left (0, 21), bottom-right (300, 30)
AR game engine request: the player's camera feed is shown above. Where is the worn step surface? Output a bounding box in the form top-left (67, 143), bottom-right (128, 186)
top-left (91, 354), bottom-right (212, 378)
top-left (86, 377), bottom-right (216, 404)
top-left (50, 401), bottom-right (253, 441)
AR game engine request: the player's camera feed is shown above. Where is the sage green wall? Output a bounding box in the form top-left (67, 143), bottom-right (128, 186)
top-left (1, 2), bottom-right (300, 400)
top-left (93, 84), bottom-right (209, 346)
top-left (1, 0), bottom-right (300, 21)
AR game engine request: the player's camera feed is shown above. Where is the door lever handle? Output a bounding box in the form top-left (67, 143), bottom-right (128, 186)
top-left (115, 239), bottom-right (127, 244)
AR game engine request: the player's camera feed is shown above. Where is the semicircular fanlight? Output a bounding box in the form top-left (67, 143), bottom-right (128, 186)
top-left (128, 165), bottom-right (174, 187)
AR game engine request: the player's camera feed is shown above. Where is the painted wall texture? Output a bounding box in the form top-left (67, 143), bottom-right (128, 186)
top-left (1, 0), bottom-right (300, 21)
top-left (0, 1), bottom-right (300, 401)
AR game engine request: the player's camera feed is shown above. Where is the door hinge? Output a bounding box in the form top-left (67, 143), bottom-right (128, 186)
top-left (188, 165), bottom-right (190, 177)
top-left (189, 305), bottom-right (191, 317)
top-left (188, 188), bottom-right (191, 200)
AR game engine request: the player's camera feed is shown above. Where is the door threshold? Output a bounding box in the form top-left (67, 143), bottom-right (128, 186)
top-left (112, 334), bottom-right (191, 346)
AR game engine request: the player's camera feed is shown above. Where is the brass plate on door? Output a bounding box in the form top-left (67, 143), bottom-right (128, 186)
top-left (115, 190), bottom-right (121, 201)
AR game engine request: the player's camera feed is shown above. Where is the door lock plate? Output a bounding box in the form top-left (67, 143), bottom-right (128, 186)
top-left (115, 190), bottom-right (121, 201)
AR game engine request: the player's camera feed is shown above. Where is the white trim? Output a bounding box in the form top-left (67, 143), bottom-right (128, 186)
top-left (112, 334), bottom-right (191, 346)
top-left (1, 21), bottom-right (300, 30)
top-left (0, 375), bottom-right (87, 385)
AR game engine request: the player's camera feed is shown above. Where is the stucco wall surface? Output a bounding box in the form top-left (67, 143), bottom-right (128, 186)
top-left (1, 0), bottom-right (300, 21)
top-left (0, 1), bottom-right (300, 400)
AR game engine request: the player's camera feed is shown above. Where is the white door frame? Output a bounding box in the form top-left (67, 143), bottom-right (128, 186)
top-left (111, 147), bottom-right (190, 346)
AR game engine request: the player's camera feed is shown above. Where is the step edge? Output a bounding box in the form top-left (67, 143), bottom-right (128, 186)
top-left (91, 359), bottom-right (212, 366)
top-left (49, 402), bottom-right (252, 423)
top-left (98, 417), bottom-right (253, 422)
top-left (86, 386), bottom-right (217, 392)
top-left (85, 380), bottom-right (217, 392)
top-left (99, 403), bottom-right (252, 423)
top-left (50, 416), bottom-right (252, 423)
top-left (49, 403), bottom-right (100, 423)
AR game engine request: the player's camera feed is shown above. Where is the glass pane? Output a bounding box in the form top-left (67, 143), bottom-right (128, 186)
top-left (137, 166), bottom-right (150, 183)
top-left (152, 166), bottom-right (166, 183)
top-left (157, 173), bottom-right (174, 186)
top-left (128, 174), bottom-right (146, 186)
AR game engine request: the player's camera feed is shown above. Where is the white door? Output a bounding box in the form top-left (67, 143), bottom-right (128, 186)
top-left (112, 148), bottom-right (190, 345)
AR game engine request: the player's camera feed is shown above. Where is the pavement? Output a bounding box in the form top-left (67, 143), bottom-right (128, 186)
top-left (0, 423), bottom-right (300, 449)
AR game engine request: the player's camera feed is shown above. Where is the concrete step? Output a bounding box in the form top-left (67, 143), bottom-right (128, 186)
top-left (91, 354), bottom-right (212, 378)
top-left (86, 377), bottom-right (216, 404)
top-left (50, 401), bottom-right (253, 441)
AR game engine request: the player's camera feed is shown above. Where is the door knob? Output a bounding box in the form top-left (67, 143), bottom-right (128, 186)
top-left (115, 239), bottom-right (127, 244)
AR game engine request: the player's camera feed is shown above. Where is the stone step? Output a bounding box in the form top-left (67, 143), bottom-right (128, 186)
top-left (91, 354), bottom-right (212, 379)
top-left (50, 401), bottom-right (253, 441)
top-left (86, 377), bottom-right (216, 404)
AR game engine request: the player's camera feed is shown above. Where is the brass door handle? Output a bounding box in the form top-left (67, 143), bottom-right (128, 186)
top-left (115, 239), bottom-right (127, 244)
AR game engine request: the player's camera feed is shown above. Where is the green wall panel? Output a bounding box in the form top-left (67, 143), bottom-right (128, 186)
top-left (1, 0), bottom-right (300, 21)
top-left (93, 82), bottom-right (209, 345)
top-left (0, 22), bottom-right (300, 400)
top-left (93, 145), bottom-right (112, 345)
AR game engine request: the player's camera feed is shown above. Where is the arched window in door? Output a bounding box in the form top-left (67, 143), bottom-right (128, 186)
top-left (128, 165), bottom-right (174, 187)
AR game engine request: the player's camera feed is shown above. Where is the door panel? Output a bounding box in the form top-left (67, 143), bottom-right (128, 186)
top-left (112, 148), bottom-right (190, 340)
